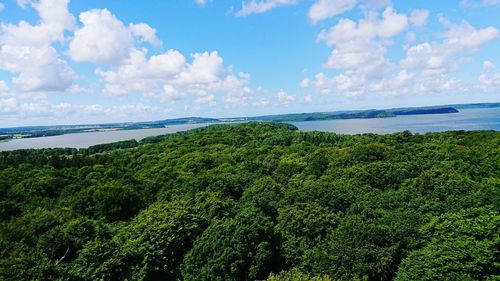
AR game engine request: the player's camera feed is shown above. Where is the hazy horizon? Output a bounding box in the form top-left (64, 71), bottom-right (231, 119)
top-left (0, 101), bottom-right (498, 129)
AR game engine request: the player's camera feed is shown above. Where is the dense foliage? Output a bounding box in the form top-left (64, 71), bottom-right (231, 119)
top-left (0, 123), bottom-right (498, 280)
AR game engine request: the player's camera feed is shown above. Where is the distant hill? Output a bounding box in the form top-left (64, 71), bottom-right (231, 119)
top-left (247, 107), bottom-right (461, 122)
top-left (391, 107), bottom-right (458, 115)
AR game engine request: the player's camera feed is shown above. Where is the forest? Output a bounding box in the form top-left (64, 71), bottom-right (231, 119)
top-left (0, 123), bottom-right (498, 280)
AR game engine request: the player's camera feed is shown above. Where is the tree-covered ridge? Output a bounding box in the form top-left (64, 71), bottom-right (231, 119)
top-left (0, 123), bottom-right (498, 280)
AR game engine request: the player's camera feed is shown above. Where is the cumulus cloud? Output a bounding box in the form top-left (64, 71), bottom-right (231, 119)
top-left (236, 0), bottom-right (298, 17)
top-left (318, 7), bottom-right (408, 46)
top-left (401, 19), bottom-right (498, 76)
top-left (369, 70), bottom-right (414, 96)
top-left (308, 0), bottom-right (357, 24)
top-left (67, 7), bottom-right (254, 108)
top-left (129, 23), bottom-right (162, 46)
top-left (0, 0), bottom-right (75, 91)
top-left (315, 6), bottom-right (407, 88)
top-left (96, 48), bottom-right (254, 107)
top-left (302, 14), bottom-right (498, 98)
top-left (69, 9), bottom-right (160, 64)
top-left (0, 0), bottom-right (263, 123)
top-left (303, 69), bottom-right (465, 97)
top-left (303, 72), bottom-right (367, 97)
top-left (95, 48), bottom-right (186, 96)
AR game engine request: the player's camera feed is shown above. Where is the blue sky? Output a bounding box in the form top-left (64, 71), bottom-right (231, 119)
top-left (0, 0), bottom-right (499, 127)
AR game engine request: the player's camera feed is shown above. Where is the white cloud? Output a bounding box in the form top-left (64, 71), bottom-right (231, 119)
top-left (412, 75), bottom-right (464, 94)
top-left (97, 48), bottom-right (254, 108)
top-left (129, 23), bottom-right (162, 46)
top-left (303, 72), bottom-right (366, 97)
top-left (409, 9), bottom-right (429, 27)
top-left (0, 0), bottom-right (75, 91)
top-left (277, 89), bottom-right (296, 104)
top-left (69, 9), bottom-right (161, 64)
top-left (300, 78), bottom-right (310, 88)
top-left (96, 48), bottom-right (186, 96)
top-left (0, 1), bottom-right (271, 124)
top-left (0, 97), bottom-right (17, 114)
top-left (478, 73), bottom-right (500, 90)
top-left (483, 60), bottom-right (495, 70)
top-left (143, 84), bottom-right (185, 103)
top-left (177, 51), bottom-right (224, 84)
top-left (303, 69), bottom-right (464, 98)
top-left (69, 9), bottom-right (133, 64)
top-left (378, 7), bottom-right (408, 37)
top-left (64, 8), bottom-right (259, 109)
top-left (236, 0), bottom-right (298, 17)
top-left (303, 19), bottom-right (495, 99)
top-left (220, 73), bottom-right (254, 106)
top-left (0, 2), bottom-right (4, 12)
top-left (317, 7), bottom-right (408, 45)
top-left (67, 84), bottom-right (92, 94)
top-left (478, 61), bottom-right (500, 90)
top-left (324, 40), bottom-right (391, 78)
top-left (443, 20), bottom-right (498, 51)
top-left (317, 7), bottom-right (407, 81)
top-left (308, 0), bottom-right (357, 24)
top-left (401, 20), bottom-right (499, 76)
top-left (1, 0), bottom-right (75, 46)
top-left (369, 70), bottom-right (414, 96)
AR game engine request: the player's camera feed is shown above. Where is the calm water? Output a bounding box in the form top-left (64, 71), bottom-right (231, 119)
top-left (291, 108), bottom-right (500, 134)
top-left (0, 123), bottom-right (209, 151)
top-left (0, 108), bottom-right (499, 151)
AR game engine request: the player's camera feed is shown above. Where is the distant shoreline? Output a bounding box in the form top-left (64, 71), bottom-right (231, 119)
top-left (0, 102), bottom-right (497, 141)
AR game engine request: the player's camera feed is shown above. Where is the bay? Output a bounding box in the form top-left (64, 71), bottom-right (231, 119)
top-left (0, 123), bottom-right (208, 151)
top-left (0, 108), bottom-right (499, 151)
top-left (291, 107), bottom-right (500, 134)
